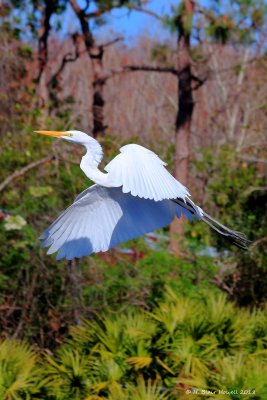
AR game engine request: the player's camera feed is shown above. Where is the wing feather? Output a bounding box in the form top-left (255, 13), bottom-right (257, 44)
top-left (105, 144), bottom-right (190, 201)
top-left (67, 216), bottom-right (86, 259)
top-left (40, 185), bottom-right (197, 260)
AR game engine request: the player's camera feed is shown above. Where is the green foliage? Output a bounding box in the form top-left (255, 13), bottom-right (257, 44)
top-left (193, 145), bottom-right (262, 235)
top-left (41, 348), bottom-right (94, 399)
top-left (164, 0), bottom-right (267, 46)
top-left (191, 144), bottom-right (267, 305)
top-left (80, 250), bottom-right (218, 313)
top-left (164, 2), bottom-right (193, 36)
top-left (206, 0), bottom-right (267, 45)
top-left (8, 1), bottom-right (68, 36)
top-left (150, 44), bottom-right (174, 67)
top-left (206, 15), bottom-right (233, 44)
top-left (0, 23), bottom-right (33, 133)
top-left (177, 356), bottom-right (267, 399)
top-left (126, 378), bottom-right (169, 400)
top-left (0, 339), bottom-right (39, 399)
top-left (0, 297), bottom-right (265, 398)
top-left (36, 290), bottom-right (267, 399)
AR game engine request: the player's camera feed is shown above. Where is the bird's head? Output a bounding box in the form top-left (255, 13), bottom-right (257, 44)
top-left (35, 129), bottom-right (103, 165)
top-left (34, 130), bottom-right (95, 146)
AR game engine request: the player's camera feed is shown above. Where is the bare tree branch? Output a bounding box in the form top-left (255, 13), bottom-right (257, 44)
top-left (84, 3), bottom-right (163, 21)
top-left (0, 156), bottom-right (54, 193)
top-left (100, 36), bottom-right (123, 49)
top-left (123, 65), bottom-right (179, 75)
top-left (191, 74), bottom-right (208, 90)
top-left (49, 52), bottom-right (78, 84)
top-left (102, 65), bottom-right (207, 93)
top-left (238, 156), bottom-right (267, 164)
top-left (69, 0), bottom-right (83, 16)
top-left (85, 7), bottom-right (112, 20)
top-left (253, 236), bottom-right (267, 247)
top-left (82, 0), bottom-right (90, 13)
top-left (125, 4), bottom-right (163, 21)
top-left (48, 34), bottom-right (80, 88)
top-left (96, 64), bottom-right (179, 84)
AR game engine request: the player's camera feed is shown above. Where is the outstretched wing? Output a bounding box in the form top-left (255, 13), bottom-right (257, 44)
top-left (40, 184), bottom-right (196, 260)
top-left (105, 144), bottom-right (190, 201)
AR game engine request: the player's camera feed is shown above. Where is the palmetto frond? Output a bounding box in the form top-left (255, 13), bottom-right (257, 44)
top-left (148, 296), bottom-right (196, 336)
top-left (106, 378), bottom-right (170, 400)
top-left (0, 339), bottom-right (39, 400)
top-left (147, 288), bottom-right (257, 377)
top-left (247, 308), bottom-right (267, 353)
top-left (177, 355), bottom-right (267, 399)
top-left (130, 377), bottom-right (170, 400)
top-left (71, 312), bottom-right (157, 362)
top-left (42, 347), bottom-right (94, 399)
top-left (122, 312), bottom-right (157, 340)
top-left (38, 287), bottom-right (267, 399)
top-left (127, 356), bottom-right (152, 370)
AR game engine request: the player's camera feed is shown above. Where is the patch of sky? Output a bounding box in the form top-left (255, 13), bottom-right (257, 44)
top-left (62, 0), bottom-right (177, 45)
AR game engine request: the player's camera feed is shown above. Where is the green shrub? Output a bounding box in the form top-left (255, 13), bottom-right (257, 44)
top-left (0, 339), bottom-right (40, 399)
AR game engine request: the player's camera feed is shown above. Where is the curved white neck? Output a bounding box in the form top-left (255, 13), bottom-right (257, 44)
top-left (80, 144), bottom-right (112, 187)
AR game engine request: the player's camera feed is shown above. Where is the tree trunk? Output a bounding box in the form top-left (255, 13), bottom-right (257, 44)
top-left (90, 46), bottom-right (106, 138)
top-left (169, 0), bottom-right (195, 254)
top-left (70, 0), bottom-right (106, 138)
top-left (36, 0), bottom-right (57, 111)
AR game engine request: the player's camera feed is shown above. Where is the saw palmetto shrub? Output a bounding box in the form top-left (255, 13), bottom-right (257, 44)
top-left (38, 288), bottom-right (267, 399)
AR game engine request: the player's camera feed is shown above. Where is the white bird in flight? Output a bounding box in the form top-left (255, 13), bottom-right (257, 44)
top-left (35, 130), bottom-right (250, 260)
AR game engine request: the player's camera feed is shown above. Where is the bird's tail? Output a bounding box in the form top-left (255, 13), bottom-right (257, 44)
top-left (172, 198), bottom-right (252, 250)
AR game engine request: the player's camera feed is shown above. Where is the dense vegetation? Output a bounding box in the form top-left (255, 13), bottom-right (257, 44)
top-left (0, 0), bottom-right (267, 398)
top-left (1, 289), bottom-right (267, 399)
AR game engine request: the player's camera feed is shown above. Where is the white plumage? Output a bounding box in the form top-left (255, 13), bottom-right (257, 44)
top-left (40, 185), bottom-right (196, 260)
top-left (35, 129), bottom-right (251, 259)
top-left (105, 144), bottom-right (190, 201)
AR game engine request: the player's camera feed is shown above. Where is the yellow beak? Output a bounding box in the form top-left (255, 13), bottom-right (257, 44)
top-left (34, 130), bottom-right (71, 137)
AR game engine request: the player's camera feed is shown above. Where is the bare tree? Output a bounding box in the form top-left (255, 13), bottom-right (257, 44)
top-left (69, 0), bottom-right (133, 138)
top-left (34, 0), bottom-right (60, 107)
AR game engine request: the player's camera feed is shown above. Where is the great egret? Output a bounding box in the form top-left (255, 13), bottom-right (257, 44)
top-left (35, 130), bottom-right (250, 260)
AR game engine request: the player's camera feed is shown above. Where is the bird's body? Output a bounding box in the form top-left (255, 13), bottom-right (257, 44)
top-left (35, 130), bottom-right (250, 260)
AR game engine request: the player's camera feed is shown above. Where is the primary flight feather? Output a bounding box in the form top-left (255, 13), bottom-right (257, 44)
top-left (35, 130), bottom-right (251, 260)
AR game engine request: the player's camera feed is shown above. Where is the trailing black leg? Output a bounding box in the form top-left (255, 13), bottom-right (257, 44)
top-left (171, 198), bottom-right (252, 250)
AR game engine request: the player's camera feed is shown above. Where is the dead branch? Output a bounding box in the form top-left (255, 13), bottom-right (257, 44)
top-left (238, 156), bottom-right (267, 164)
top-left (83, 3), bottom-right (163, 21)
top-left (123, 65), bottom-right (179, 75)
top-left (85, 7), bottom-right (112, 20)
top-left (125, 4), bottom-right (163, 21)
top-left (82, 0), bottom-right (90, 13)
top-left (0, 305), bottom-right (22, 311)
top-left (251, 187), bottom-right (267, 192)
top-left (93, 64), bottom-right (179, 84)
top-left (191, 74), bottom-right (208, 90)
top-left (252, 236), bottom-right (267, 247)
top-left (100, 36), bottom-right (123, 49)
top-left (102, 65), bottom-right (207, 95)
top-left (0, 156), bottom-right (54, 193)
top-left (48, 34), bottom-right (80, 88)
